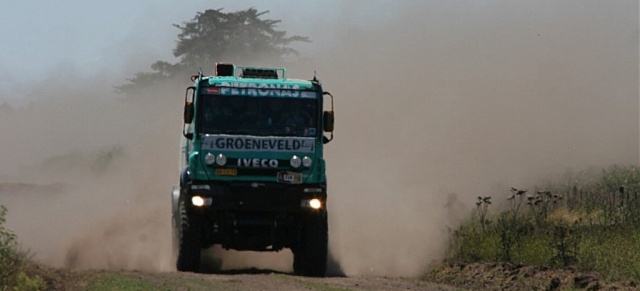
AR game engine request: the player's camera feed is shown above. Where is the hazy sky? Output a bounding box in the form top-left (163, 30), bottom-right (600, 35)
top-left (0, 1), bottom-right (398, 95)
top-left (3, 1), bottom-right (634, 94)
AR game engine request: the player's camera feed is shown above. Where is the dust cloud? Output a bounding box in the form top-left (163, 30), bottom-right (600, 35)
top-left (300, 1), bottom-right (638, 276)
top-left (0, 1), bottom-right (637, 278)
top-left (0, 74), bottom-right (184, 271)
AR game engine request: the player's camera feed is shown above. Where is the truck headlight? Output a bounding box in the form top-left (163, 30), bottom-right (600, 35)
top-left (204, 153), bottom-right (215, 166)
top-left (302, 156), bottom-right (312, 168)
top-left (215, 154), bottom-right (227, 166)
top-left (191, 196), bottom-right (212, 207)
top-left (301, 198), bottom-right (323, 209)
top-left (290, 155), bottom-right (301, 168)
top-left (192, 196), bottom-right (205, 206)
top-left (309, 198), bottom-right (322, 209)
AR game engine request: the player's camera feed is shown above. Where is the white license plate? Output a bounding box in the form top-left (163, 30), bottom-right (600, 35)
top-left (277, 171), bottom-right (302, 184)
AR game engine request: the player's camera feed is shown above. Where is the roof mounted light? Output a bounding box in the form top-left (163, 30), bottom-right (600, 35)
top-left (235, 66), bottom-right (287, 80)
top-left (215, 63), bottom-right (234, 77)
top-left (241, 68), bottom-right (278, 79)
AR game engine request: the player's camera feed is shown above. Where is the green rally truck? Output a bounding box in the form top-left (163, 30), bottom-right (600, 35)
top-left (171, 63), bottom-right (334, 277)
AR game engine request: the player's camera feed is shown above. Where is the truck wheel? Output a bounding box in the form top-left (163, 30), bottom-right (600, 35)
top-left (171, 186), bottom-right (181, 266)
top-left (171, 213), bottom-right (179, 265)
top-left (293, 213), bottom-right (328, 277)
top-left (176, 198), bottom-right (202, 272)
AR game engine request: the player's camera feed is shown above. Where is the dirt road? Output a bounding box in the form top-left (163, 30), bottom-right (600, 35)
top-left (51, 268), bottom-right (461, 291)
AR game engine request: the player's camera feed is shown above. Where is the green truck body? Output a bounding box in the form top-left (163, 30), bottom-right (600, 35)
top-left (172, 63), bottom-right (334, 277)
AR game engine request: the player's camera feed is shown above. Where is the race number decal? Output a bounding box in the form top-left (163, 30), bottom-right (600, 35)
top-left (277, 171), bottom-right (302, 184)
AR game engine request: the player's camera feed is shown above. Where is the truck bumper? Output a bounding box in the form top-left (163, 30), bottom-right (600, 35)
top-left (188, 181), bottom-right (326, 212)
top-left (184, 181), bottom-right (327, 251)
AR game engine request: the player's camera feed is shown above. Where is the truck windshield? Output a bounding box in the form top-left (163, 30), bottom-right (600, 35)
top-left (199, 95), bottom-right (318, 137)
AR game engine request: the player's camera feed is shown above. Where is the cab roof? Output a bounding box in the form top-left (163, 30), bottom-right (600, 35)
top-left (193, 63), bottom-right (318, 90)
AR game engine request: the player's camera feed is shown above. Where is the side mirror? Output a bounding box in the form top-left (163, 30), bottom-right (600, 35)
top-left (183, 86), bottom-right (195, 124)
top-left (323, 111), bottom-right (334, 132)
top-left (183, 86), bottom-right (195, 139)
top-left (183, 103), bottom-right (194, 139)
top-left (322, 92), bottom-right (335, 144)
top-left (322, 111), bottom-right (334, 144)
top-left (184, 102), bottom-right (194, 124)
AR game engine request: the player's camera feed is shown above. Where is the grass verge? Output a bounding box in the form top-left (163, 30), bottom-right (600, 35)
top-left (444, 165), bottom-right (640, 284)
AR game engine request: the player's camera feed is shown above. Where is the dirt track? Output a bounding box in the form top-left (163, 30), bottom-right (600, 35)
top-left (57, 269), bottom-right (461, 291)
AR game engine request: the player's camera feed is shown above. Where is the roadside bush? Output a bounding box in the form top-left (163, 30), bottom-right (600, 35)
top-left (446, 165), bottom-right (640, 282)
top-left (0, 204), bottom-right (20, 288)
top-left (0, 204), bottom-right (45, 290)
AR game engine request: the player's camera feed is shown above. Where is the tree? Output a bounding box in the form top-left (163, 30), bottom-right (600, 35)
top-left (117, 8), bottom-right (310, 94)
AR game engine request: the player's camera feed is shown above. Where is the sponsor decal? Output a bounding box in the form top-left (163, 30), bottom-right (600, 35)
top-left (205, 87), bottom-right (220, 94)
top-left (202, 135), bottom-right (315, 153)
top-left (214, 168), bottom-right (237, 176)
top-left (215, 82), bottom-right (317, 98)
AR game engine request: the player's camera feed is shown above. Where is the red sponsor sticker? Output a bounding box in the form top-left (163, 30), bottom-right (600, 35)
top-left (205, 87), bottom-right (220, 94)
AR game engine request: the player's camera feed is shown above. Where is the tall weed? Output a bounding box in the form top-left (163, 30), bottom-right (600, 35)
top-left (446, 165), bottom-right (640, 282)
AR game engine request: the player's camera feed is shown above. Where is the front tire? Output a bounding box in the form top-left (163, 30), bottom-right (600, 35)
top-left (293, 213), bottom-right (328, 277)
top-left (176, 197), bottom-right (202, 272)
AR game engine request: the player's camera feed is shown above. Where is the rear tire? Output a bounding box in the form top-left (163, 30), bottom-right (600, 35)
top-left (293, 213), bottom-right (328, 277)
top-left (176, 197), bottom-right (202, 272)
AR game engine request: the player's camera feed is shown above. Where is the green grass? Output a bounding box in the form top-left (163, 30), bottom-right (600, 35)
top-left (446, 165), bottom-right (640, 282)
top-left (84, 273), bottom-right (162, 291)
top-left (272, 273), bottom-right (352, 291)
top-left (81, 271), bottom-right (239, 291)
top-left (577, 228), bottom-right (640, 281)
top-left (510, 233), bottom-right (555, 266)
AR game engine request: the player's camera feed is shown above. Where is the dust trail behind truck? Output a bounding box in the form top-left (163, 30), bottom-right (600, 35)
top-left (171, 63), bottom-right (335, 277)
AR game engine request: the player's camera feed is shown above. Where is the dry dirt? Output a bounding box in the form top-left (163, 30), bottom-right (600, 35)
top-left (29, 262), bottom-right (640, 291)
top-left (427, 262), bottom-right (640, 291)
top-left (30, 265), bottom-right (460, 291)
top-left (86, 271), bottom-right (454, 291)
